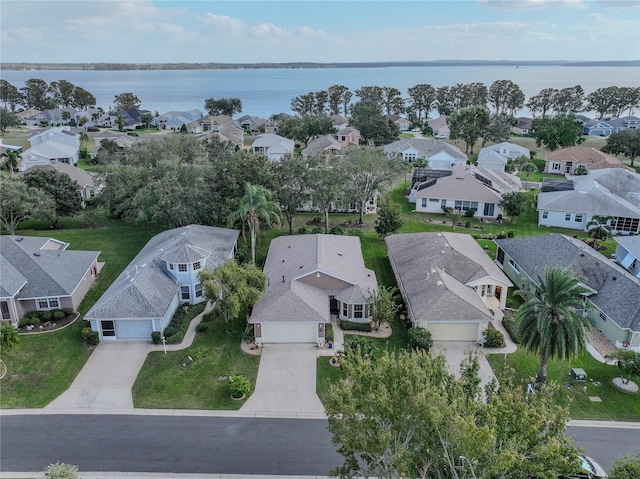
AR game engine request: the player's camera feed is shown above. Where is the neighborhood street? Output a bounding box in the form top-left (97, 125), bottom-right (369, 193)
top-left (1, 414), bottom-right (638, 477)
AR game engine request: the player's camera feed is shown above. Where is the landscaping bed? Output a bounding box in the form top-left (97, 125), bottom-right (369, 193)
top-left (18, 310), bottom-right (79, 334)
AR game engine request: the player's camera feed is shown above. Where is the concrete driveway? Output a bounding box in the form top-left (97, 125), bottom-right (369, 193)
top-left (46, 341), bottom-right (150, 410)
top-left (241, 344), bottom-right (326, 418)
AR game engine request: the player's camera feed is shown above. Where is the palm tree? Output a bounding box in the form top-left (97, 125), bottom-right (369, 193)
top-left (0, 322), bottom-right (20, 354)
top-left (227, 183), bottom-right (282, 264)
top-left (0, 148), bottom-right (22, 176)
top-left (586, 215), bottom-right (615, 241)
top-left (516, 266), bottom-right (594, 385)
top-left (519, 161), bottom-right (538, 189)
top-left (116, 115), bottom-right (125, 132)
top-left (78, 132), bottom-right (89, 148)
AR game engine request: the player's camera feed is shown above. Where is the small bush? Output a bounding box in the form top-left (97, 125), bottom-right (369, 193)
top-left (502, 316), bottom-right (520, 344)
top-left (507, 230), bottom-right (515, 238)
top-left (325, 322), bottom-right (334, 342)
top-left (196, 323), bottom-right (209, 334)
top-left (464, 209), bottom-right (476, 218)
top-left (311, 226), bottom-right (324, 234)
top-left (151, 331), bottom-right (162, 344)
top-left (297, 226), bottom-right (308, 234)
top-left (87, 126), bottom-right (99, 132)
top-left (329, 225), bottom-right (345, 235)
top-left (81, 327), bottom-right (93, 339)
top-left (166, 331), bottom-right (184, 344)
top-left (40, 311), bottom-right (53, 321)
top-left (407, 328), bottom-right (433, 352)
top-left (86, 331), bottom-right (100, 345)
top-left (62, 308), bottom-right (74, 315)
top-left (339, 319), bottom-right (372, 332)
top-left (52, 310), bottom-right (65, 320)
top-left (465, 220), bottom-right (471, 228)
top-left (19, 316), bottom-right (40, 327)
top-left (483, 327), bottom-right (505, 348)
top-left (201, 311), bottom-right (216, 323)
top-left (229, 375), bottom-right (251, 398)
top-left (42, 462), bottom-right (79, 479)
top-left (79, 147), bottom-right (88, 159)
top-left (163, 325), bottom-right (177, 338)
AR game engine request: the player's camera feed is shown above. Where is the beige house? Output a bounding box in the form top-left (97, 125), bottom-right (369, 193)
top-left (249, 234), bottom-right (377, 343)
top-left (544, 146), bottom-right (633, 175)
top-left (386, 232), bottom-right (512, 342)
top-left (0, 236), bottom-right (101, 326)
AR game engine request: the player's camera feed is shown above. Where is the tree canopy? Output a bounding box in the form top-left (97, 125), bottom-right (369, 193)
top-left (448, 106), bottom-right (490, 154)
top-left (533, 113), bottom-right (584, 151)
top-left (204, 97), bottom-right (243, 116)
top-left (498, 191), bottom-right (527, 223)
top-left (22, 168), bottom-right (82, 226)
top-left (349, 100), bottom-right (399, 146)
top-left (602, 128), bottom-right (640, 167)
top-left (0, 177), bottom-right (56, 234)
top-left (113, 92), bottom-right (141, 111)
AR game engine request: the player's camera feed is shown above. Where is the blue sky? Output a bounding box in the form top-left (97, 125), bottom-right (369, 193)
top-left (1, 0), bottom-right (639, 63)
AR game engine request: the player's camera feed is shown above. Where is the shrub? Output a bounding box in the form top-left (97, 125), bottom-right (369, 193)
top-left (339, 319), bottom-right (372, 332)
top-left (344, 336), bottom-right (378, 360)
top-left (465, 220), bottom-right (471, 228)
top-left (166, 331), bottom-right (184, 344)
top-left (151, 331), bottom-right (161, 344)
top-left (229, 375), bottom-right (251, 398)
top-left (87, 126), bottom-right (99, 132)
top-left (42, 462), bottom-right (79, 479)
top-left (297, 226), bottom-right (308, 234)
top-left (81, 327), bottom-right (93, 339)
top-left (325, 322), bottom-right (334, 342)
top-left (202, 311), bottom-right (216, 323)
top-left (483, 327), bottom-right (505, 348)
top-left (52, 310), bottom-right (65, 320)
top-left (407, 328), bottom-right (433, 352)
top-left (311, 226), bottom-right (324, 234)
top-left (62, 308), bottom-right (74, 316)
top-left (19, 316), bottom-right (40, 328)
top-left (163, 325), bottom-right (177, 338)
top-left (40, 311), bottom-right (53, 321)
top-left (502, 316), bottom-right (520, 344)
top-left (196, 323), bottom-right (209, 334)
top-left (329, 225), bottom-right (345, 235)
top-left (79, 147), bottom-right (88, 159)
top-left (86, 331), bottom-right (100, 345)
top-left (464, 209), bottom-right (476, 218)
top-left (507, 230), bottom-right (515, 238)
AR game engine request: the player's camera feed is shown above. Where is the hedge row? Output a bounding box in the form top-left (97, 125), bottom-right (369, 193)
top-left (339, 319), bottom-right (372, 332)
top-left (163, 302), bottom-right (207, 344)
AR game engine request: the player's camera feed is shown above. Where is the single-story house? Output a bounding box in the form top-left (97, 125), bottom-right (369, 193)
top-left (428, 115), bottom-right (450, 139)
top-left (237, 115), bottom-right (266, 133)
top-left (154, 109), bottom-right (204, 131)
top-left (331, 115), bottom-right (349, 130)
top-left (23, 107), bottom-right (77, 127)
top-left (609, 116), bottom-right (640, 132)
top-left (614, 235), bottom-right (640, 279)
top-left (249, 234), bottom-right (377, 343)
top-left (478, 142), bottom-right (530, 172)
top-left (17, 162), bottom-right (101, 207)
top-left (301, 128), bottom-right (360, 159)
top-left (537, 169), bottom-right (640, 234)
top-left (384, 138), bottom-right (467, 168)
top-left (386, 114), bottom-right (412, 131)
top-left (411, 164), bottom-right (522, 219)
top-left (209, 123), bottom-right (245, 149)
top-left (386, 232), bottom-right (512, 341)
top-left (543, 146), bottom-right (633, 175)
top-left (252, 133), bottom-right (295, 161)
top-left (582, 119), bottom-right (614, 137)
top-left (511, 117), bottom-right (533, 136)
top-left (85, 225), bottom-right (239, 341)
top-left (92, 130), bottom-right (139, 153)
top-left (199, 114), bottom-right (234, 132)
top-left (495, 234), bottom-right (640, 349)
top-left (19, 126), bottom-right (80, 171)
top-left (0, 235), bottom-right (101, 327)
top-left (111, 108), bottom-right (152, 129)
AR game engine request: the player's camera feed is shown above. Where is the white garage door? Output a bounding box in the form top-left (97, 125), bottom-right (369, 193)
top-left (260, 322), bottom-right (317, 343)
top-left (427, 322), bottom-right (479, 341)
top-left (114, 320), bottom-right (153, 340)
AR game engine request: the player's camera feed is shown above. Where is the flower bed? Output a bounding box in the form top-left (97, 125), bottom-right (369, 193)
top-left (18, 310), bottom-right (79, 334)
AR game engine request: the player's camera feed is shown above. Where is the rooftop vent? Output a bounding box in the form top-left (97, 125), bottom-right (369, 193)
top-left (15, 237), bottom-right (23, 242)
top-left (33, 252), bottom-right (41, 257)
top-left (436, 280), bottom-right (443, 286)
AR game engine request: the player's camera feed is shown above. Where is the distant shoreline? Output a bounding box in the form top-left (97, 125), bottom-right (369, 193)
top-left (2, 60), bottom-right (639, 71)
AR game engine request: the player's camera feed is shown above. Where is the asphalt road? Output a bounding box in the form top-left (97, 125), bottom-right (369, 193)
top-left (2, 415), bottom-right (639, 475)
top-left (0, 415), bottom-right (342, 476)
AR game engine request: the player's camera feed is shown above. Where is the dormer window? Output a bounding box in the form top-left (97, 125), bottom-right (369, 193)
top-left (193, 261), bottom-right (201, 270)
top-left (178, 264), bottom-right (188, 272)
top-left (169, 263), bottom-right (174, 270)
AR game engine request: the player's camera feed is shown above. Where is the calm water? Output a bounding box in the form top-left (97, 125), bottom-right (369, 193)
top-left (2, 66), bottom-right (639, 117)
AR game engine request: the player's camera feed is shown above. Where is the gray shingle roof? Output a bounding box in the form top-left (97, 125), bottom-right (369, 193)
top-left (0, 236), bottom-right (99, 300)
top-left (385, 233), bottom-right (512, 322)
top-left (615, 235), bottom-right (640, 259)
top-left (85, 225), bottom-right (239, 321)
top-left (249, 234), bottom-right (377, 324)
top-left (495, 234), bottom-right (640, 331)
top-left (384, 138), bottom-right (467, 161)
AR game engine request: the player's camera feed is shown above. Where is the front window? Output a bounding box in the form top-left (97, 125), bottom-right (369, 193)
top-left (193, 261), bottom-right (201, 271)
top-left (552, 162), bottom-right (561, 171)
top-left (178, 264), bottom-right (188, 272)
top-left (575, 214), bottom-right (583, 223)
top-left (195, 283), bottom-right (203, 298)
top-left (0, 301), bottom-right (10, 320)
top-left (37, 297), bottom-right (60, 310)
top-left (508, 259), bottom-right (520, 273)
top-left (565, 213), bottom-right (572, 222)
top-left (354, 304), bottom-right (363, 319)
top-left (421, 198), bottom-right (427, 208)
top-left (342, 303), bottom-right (348, 317)
top-left (542, 210), bottom-right (548, 219)
top-left (181, 286), bottom-right (190, 300)
top-left (496, 247), bottom-right (505, 265)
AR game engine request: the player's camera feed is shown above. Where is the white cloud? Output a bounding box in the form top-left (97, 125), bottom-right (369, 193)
top-left (196, 13), bottom-right (246, 32)
top-left (479, 0), bottom-right (589, 9)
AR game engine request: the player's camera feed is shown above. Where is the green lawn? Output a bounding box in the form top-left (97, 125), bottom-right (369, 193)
top-left (487, 350), bottom-right (640, 421)
top-left (0, 223), bottom-right (162, 408)
top-left (133, 313), bottom-right (260, 409)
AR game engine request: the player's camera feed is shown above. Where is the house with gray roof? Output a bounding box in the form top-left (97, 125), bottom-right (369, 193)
top-left (495, 234), bottom-right (640, 349)
top-left (543, 146), bottom-right (633, 175)
top-left (19, 126), bottom-right (80, 171)
top-left (386, 232), bottom-right (512, 342)
top-left (537, 168), bottom-right (640, 234)
top-left (384, 138), bottom-right (467, 168)
top-left (85, 225), bottom-right (238, 340)
top-left (477, 142), bottom-right (530, 172)
top-left (249, 234), bottom-right (377, 343)
top-left (511, 117), bottom-right (533, 136)
top-left (615, 235), bottom-right (640, 279)
top-left (411, 164), bottom-right (522, 219)
top-left (428, 115), bottom-right (450, 139)
top-left (252, 133), bottom-right (295, 161)
top-left (0, 235), bottom-right (101, 326)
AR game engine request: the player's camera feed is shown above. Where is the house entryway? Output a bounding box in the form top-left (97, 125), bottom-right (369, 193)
top-left (241, 343), bottom-right (326, 417)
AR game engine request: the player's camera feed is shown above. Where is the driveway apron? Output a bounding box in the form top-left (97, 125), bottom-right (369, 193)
top-left (46, 341), bottom-right (151, 410)
top-left (241, 343), bottom-right (326, 417)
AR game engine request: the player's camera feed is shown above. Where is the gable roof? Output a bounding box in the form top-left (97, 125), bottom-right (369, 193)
top-left (537, 168), bottom-right (640, 217)
top-left (384, 138), bottom-right (467, 161)
top-left (385, 232), bottom-right (512, 322)
top-left (427, 115), bottom-right (448, 129)
top-left (545, 146), bottom-right (633, 172)
top-left (495, 234), bottom-right (640, 331)
top-left (249, 234), bottom-right (377, 324)
top-left (615, 235), bottom-right (640, 260)
top-left (85, 225), bottom-right (239, 321)
top-left (0, 236), bottom-right (99, 300)
top-left (18, 162), bottom-right (98, 189)
top-left (301, 135), bottom-right (342, 156)
top-left (479, 142), bottom-right (530, 161)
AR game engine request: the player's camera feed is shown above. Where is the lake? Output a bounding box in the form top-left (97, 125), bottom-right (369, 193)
top-left (2, 66), bottom-right (639, 117)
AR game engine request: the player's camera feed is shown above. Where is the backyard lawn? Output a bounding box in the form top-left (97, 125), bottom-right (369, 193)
top-left (0, 222), bottom-right (162, 408)
top-left (132, 313), bottom-right (260, 410)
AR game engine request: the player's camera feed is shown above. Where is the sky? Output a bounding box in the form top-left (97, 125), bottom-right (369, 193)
top-left (1, 0), bottom-right (639, 64)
